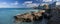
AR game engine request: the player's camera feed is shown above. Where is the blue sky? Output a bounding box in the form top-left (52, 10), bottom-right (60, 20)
top-left (0, 0), bottom-right (60, 8)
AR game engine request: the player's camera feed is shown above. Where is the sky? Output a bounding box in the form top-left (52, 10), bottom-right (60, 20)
top-left (0, 0), bottom-right (60, 8)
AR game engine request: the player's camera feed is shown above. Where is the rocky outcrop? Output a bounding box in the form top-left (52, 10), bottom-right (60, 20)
top-left (14, 10), bottom-right (46, 22)
top-left (47, 8), bottom-right (60, 24)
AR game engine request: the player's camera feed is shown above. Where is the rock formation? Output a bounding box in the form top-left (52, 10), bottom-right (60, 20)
top-left (14, 10), bottom-right (45, 22)
top-left (47, 8), bottom-right (60, 24)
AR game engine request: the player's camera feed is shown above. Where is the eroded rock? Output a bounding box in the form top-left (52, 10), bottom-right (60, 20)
top-left (14, 10), bottom-right (45, 22)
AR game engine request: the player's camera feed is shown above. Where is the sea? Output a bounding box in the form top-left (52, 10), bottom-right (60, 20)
top-left (0, 8), bottom-right (48, 24)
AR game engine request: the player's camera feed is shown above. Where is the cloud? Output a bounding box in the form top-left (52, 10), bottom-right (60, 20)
top-left (26, 3), bottom-right (39, 8)
top-left (43, 0), bottom-right (52, 2)
top-left (56, 0), bottom-right (59, 1)
top-left (14, 1), bottom-right (18, 5)
top-left (56, 2), bottom-right (60, 5)
top-left (10, 1), bottom-right (18, 6)
top-left (23, 1), bottom-right (39, 8)
top-left (0, 2), bottom-right (10, 8)
top-left (2, 2), bottom-right (7, 4)
top-left (0, 1), bottom-right (19, 8)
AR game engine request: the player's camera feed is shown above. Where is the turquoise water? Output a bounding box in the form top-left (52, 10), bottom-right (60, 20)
top-left (0, 8), bottom-right (38, 24)
top-left (0, 8), bottom-right (48, 24)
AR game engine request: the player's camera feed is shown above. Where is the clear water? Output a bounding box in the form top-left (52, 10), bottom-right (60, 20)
top-left (0, 8), bottom-right (39, 24)
top-left (0, 8), bottom-right (48, 24)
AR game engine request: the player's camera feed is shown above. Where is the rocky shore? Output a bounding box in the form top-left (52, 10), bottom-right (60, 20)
top-left (47, 8), bottom-right (60, 24)
top-left (14, 10), bottom-right (47, 22)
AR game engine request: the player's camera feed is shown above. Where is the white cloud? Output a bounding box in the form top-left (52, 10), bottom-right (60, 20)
top-left (26, 3), bottom-right (39, 8)
top-left (2, 2), bottom-right (7, 4)
top-left (14, 1), bottom-right (18, 5)
top-left (56, 2), bottom-right (60, 5)
top-left (0, 1), bottom-right (19, 8)
top-left (11, 1), bottom-right (18, 6)
top-left (56, 0), bottom-right (59, 1)
top-left (0, 2), bottom-right (10, 8)
top-left (23, 1), bottom-right (39, 8)
top-left (43, 0), bottom-right (52, 2)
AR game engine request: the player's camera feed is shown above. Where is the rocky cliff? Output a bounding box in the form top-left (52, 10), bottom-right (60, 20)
top-left (48, 8), bottom-right (60, 24)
